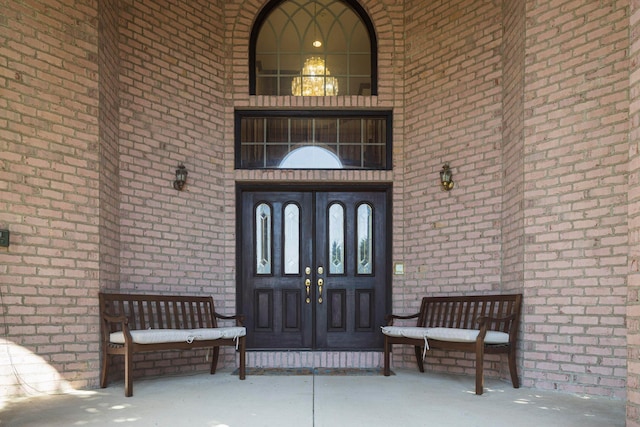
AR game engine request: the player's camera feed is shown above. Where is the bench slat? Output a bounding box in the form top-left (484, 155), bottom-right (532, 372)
top-left (137, 300), bottom-right (144, 328)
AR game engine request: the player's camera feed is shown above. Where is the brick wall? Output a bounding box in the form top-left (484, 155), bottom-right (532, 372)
top-left (522, 0), bottom-right (628, 398)
top-left (501, 0), bottom-right (526, 293)
top-left (501, 0), bottom-right (527, 385)
top-left (116, 0), bottom-right (233, 375)
top-left (98, 0), bottom-right (121, 292)
top-left (401, 0), bottom-right (506, 378)
top-left (0, 0), bottom-right (101, 397)
top-left (404, 0), bottom-right (503, 295)
top-left (628, 0), bottom-right (640, 424)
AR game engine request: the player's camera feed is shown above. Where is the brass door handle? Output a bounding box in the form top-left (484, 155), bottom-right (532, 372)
top-left (317, 278), bottom-right (323, 304)
top-left (305, 279), bottom-right (311, 304)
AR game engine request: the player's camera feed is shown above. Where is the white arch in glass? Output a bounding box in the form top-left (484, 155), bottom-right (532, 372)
top-left (279, 146), bottom-right (343, 168)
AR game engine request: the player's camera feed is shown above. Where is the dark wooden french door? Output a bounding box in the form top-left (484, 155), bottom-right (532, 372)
top-left (238, 187), bottom-right (390, 350)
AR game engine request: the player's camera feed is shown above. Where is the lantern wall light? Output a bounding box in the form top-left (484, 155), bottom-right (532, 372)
top-left (440, 163), bottom-right (454, 191)
top-left (173, 164), bottom-right (188, 191)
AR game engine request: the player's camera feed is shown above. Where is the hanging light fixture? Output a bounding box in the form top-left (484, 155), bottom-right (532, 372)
top-left (291, 57), bottom-right (339, 96)
top-left (312, 1), bottom-right (322, 48)
top-left (291, 1), bottom-right (337, 96)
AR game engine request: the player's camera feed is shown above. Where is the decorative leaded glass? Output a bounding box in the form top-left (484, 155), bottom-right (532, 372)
top-left (328, 203), bottom-right (344, 274)
top-left (284, 203), bottom-right (300, 275)
top-left (256, 203), bottom-right (272, 274)
top-left (253, 0), bottom-right (374, 96)
top-left (357, 204), bottom-right (372, 274)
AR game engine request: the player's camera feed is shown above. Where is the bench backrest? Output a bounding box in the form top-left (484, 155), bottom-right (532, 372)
top-left (418, 294), bottom-right (522, 333)
top-left (99, 292), bottom-right (218, 332)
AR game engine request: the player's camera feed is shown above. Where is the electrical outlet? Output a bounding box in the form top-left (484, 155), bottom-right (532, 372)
top-left (393, 263), bottom-right (404, 275)
top-left (0, 229), bottom-right (9, 247)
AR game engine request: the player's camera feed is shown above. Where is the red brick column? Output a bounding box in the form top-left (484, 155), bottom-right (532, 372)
top-left (628, 0), bottom-right (640, 423)
top-left (0, 0), bottom-right (101, 396)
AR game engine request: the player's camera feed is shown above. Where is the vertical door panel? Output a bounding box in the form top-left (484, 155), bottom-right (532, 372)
top-left (327, 289), bottom-right (347, 331)
top-left (283, 290), bottom-right (302, 331)
top-left (255, 289), bottom-right (273, 330)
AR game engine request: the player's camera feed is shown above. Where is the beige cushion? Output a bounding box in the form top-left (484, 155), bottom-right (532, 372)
top-left (218, 326), bottom-right (247, 339)
top-left (381, 326), bottom-right (430, 339)
top-left (426, 327), bottom-right (509, 344)
top-left (109, 328), bottom-right (225, 345)
top-left (382, 326), bottom-right (431, 359)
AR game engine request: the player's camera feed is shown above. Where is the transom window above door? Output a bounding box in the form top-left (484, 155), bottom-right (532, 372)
top-left (250, 0), bottom-right (377, 96)
top-left (235, 110), bottom-right (392, 170)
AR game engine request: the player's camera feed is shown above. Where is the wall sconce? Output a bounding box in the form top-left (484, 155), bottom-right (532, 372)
top-left (440, 163), bottom-right (454, 191)
top-left (173, 164), bottom-right (188, 191)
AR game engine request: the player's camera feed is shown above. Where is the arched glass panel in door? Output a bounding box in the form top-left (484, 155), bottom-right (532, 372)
top-left (328, 202), bottom-right (345, 274)
top-left (356, 203), bottom-right (373, 274)
top-left (255, 203), bottom-right (272, 275)
top-left (251, 0), bottom-right (377, 96)
top-left (283, 203), bottom-right (300, 275)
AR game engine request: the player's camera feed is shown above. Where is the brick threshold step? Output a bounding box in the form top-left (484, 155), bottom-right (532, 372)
top-left (231, 367), bottom-right (393, 376)
top-left (245, 350), bottom-right (384, 369)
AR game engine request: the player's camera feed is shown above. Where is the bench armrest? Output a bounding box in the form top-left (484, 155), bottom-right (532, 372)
top-left (103, 313), bottom-right (129, 324)
top-left (101, 313), bottom-right (134, 344)
top-left (385, 312), bottom-right (420, 326)
top-left (476, 313), bottom-right (519, 341)
top-left (214, 312), bottom-right (245, 327)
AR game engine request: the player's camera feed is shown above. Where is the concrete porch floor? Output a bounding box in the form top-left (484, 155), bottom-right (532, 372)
top-left (0, 369), bottom-right (625, 427)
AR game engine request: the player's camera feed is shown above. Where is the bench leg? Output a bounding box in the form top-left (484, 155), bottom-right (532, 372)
top-left (124, 346), bottom-right (133, 397)
top-left (508, 347), bottom-right (519, 388)
top-left (414, 346), bottom-right (425, 373)
top-left (100, 352), bottom-right (109, 389)
top-left (383, 337), bottom-right (391, 376)
top-left (475, 343), bottom-right (484, 395)
top-left (211, 347), bottom-right (220, 374)
top-left (238, 337), bottom-right (246, 380)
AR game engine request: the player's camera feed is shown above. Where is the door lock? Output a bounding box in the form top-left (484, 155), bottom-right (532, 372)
top-left (317, 266), bottom-right (324, 275)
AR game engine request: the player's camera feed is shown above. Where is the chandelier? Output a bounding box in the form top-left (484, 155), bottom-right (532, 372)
top-left (291, 57), bottom-right (339, 96)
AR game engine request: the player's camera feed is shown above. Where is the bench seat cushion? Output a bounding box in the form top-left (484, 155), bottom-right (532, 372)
top-left (381, 326), bottom-right (430, 339)
top-left (381, 326), bottom-right (509, 344)
top-left (109, 327), bottom-right (246, 345)
top-left (218, 326), bottom-right (247, 339)
top-left (426, 327), bottom-right (509, 344)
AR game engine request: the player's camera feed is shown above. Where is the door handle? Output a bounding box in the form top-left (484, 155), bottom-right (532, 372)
top-left (305, 279), bottom-right (311, 304)
top-left (317, 278), bottom-right (323, 304)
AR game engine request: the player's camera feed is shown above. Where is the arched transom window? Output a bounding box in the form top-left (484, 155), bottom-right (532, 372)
top-left (251, 0), bottom-right (377, 96)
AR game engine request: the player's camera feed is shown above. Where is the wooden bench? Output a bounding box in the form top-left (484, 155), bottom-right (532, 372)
top-left (382, 293), bottom-right (522, 395)
top-left (99, 292), bottom-right (246, 397)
